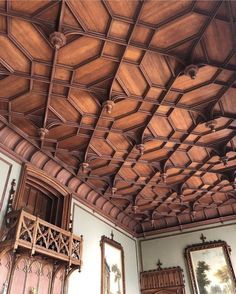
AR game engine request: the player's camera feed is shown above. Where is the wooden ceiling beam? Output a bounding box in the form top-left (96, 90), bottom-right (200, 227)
top-left (193, 6), bottom-right (233, 23)
top-left (0, 116), bottom-right (138, 228)
top-left (0, 8), bottom-right (184, 63)
top-left (189, 1), bottom-right (223, 61)
top-left (109, 0), bottom-right (146, 99)
top-left (134, 68), bottom-right (236, 208)
top-left (122, 79), bottom-right (207, 210)
top-left (129, 128), bottom-right (204, 207)
top-left (2, 67), bottom-right (236, 112)
top-left (156, 190), bottom-right (234, 219)
top-left (175, 190), bottom-right (233, 218)
top-left (148, 158), bottom-right (219, 215)
top-left (77, 165), bottom-right (236, 191)
top-left (1, 2), bottom-right (236, 70)
top-left (40, 145), bottom-right (236, 176)
top-left (41, 0), bottom-right (66, 145)
top-left (1, 0), bottom-right (236, 234)
top-left (79, 1), bottom-right (147, 188)
top-left (1, 116), bottom-right (235, 158)
top-left (99, 66), bottom-right (186, 198)
top-left (147, 159), bottom-right (235, 222)
top-left (127, 134), bottom-right (235, 218)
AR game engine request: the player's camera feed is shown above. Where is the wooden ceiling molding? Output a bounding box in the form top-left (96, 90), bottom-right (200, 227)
top-left (0, 0), bottom-right (236, 236)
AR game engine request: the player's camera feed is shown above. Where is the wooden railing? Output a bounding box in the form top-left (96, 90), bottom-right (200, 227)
top-left (0, 209), bottom-right (83, 268)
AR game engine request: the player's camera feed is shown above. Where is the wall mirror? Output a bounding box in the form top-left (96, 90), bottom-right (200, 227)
top-left (185, 236), bottom-right (236, 294)
top-left (100, 235), bottom-right (125, 294)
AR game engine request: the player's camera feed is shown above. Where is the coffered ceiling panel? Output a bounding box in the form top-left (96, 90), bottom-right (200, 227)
top-left (0, 0), bottom-right (235, 236)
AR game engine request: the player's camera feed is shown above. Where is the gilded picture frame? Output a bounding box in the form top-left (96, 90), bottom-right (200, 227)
top-left (185, 239), bottom-right (236, 294)
top-left (100, 235), bottom-right (125, 294)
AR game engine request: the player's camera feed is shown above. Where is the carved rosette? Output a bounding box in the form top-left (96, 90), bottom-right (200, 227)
top-left (49, 32), bottom-right (66, 49)
top-left (221, 155), bottom-right (229, 166)
top-left (103, 100), bottom-right (115, 114)
top-left (136, 144), bottom-right (145, 155)
top-left (39, 128), bottom-right (49, 141)
top-left (205, 120), bottom-right (217, 132)
top-left (80, 162), bottom-right (89, 172)
top-left (111, 186), bottom-right (117, 196)
top-left (160, 172), bottom-right (167, 183)
top-left (184, 64), bottom-right (199, 80)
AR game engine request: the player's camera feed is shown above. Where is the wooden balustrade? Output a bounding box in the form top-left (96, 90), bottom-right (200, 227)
top-left (0, 209), bottom-right (83, 268)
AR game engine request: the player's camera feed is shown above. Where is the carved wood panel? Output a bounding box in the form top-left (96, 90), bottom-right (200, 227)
top-left (11, 257), bottom-right (26, 294)
top-left (38, 264), bottom-right (53, 294)
top-left (51, 268), bottom-right (66, 294)
top-left (0, 251), bottom-right (12, 292)
top-left (140, 266), bottom-right (185, 294)
top-left (0, 251), bottom-right (66, 294)
top-left (19, 184), bottom-right (63, 227)
top-left (0, 0), bottom-right (236, 236)
top-left (15, 165), bottom-right (71, 230)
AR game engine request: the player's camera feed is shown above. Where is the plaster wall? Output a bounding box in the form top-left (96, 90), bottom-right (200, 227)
top-left (68, 200), bottom-right (140, 294)
top-left (140, 222), bottom-right (236, 293)
top-left (0, 149), bottom-right (21, 227)
top-left (1, 149), bottom-right (236, 294)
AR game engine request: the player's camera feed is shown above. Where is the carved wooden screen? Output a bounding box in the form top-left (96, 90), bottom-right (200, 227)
top-left (51, 268), bottom-right (66, 294)
top-left (11, 257), bottom-right (26, 294)
top-left (0, 251), bottom-right (12, 292)
top-left (140, 266), bottom-right (185, 294)
top-left (38, 264), bottom-right (54, 294)
top-left (0, 251), bottom-right (65, 294)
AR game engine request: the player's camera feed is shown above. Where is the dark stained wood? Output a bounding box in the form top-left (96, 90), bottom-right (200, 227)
top-left (0, 0), bottom-right (235, 235)
top-left (16, 164), bottom-right (71, 230)
top-left (140, 265), bottom-right (185, 294)
top-left (0, 250), bottom-right (67, 294)
top-left (0, 158), bottom-right (83, 292)
top-left (0, 208), bottom-right (83, 266)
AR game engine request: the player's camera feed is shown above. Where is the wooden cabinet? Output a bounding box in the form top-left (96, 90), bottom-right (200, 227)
top-left (140, 266), bottom-right (185, 294)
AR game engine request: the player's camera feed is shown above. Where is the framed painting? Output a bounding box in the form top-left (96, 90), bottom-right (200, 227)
top-left (185, 238), bottom-right (236, 294)
top-left (100, 235), bottom-right (125, 294)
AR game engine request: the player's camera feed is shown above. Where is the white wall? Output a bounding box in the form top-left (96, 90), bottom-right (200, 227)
top-left (140, 222), bottom-right (236, 293)
top-left (2, 149), bottom-right (236, 294)
top-left (0, 149), bottom-right (140, 294)
top-left (0, 149), bottom-right (21, 227)
top-left (68, 200), bottom-right (140, 294)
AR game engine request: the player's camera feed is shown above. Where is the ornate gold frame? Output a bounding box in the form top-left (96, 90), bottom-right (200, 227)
top-left (185, 238), bottom-right (236, 294)
top-left (100, 235), bottom-right (126, 294)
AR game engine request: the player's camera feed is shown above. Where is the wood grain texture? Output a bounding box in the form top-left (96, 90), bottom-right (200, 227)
top-left (141, 266), bottom-right (185, 294)
top-left (0, 0), bottom-right (235, 235)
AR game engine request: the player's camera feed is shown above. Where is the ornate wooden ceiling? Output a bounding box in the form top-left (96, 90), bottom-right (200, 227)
top-left (0, 0), bottom-right (236, 236)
